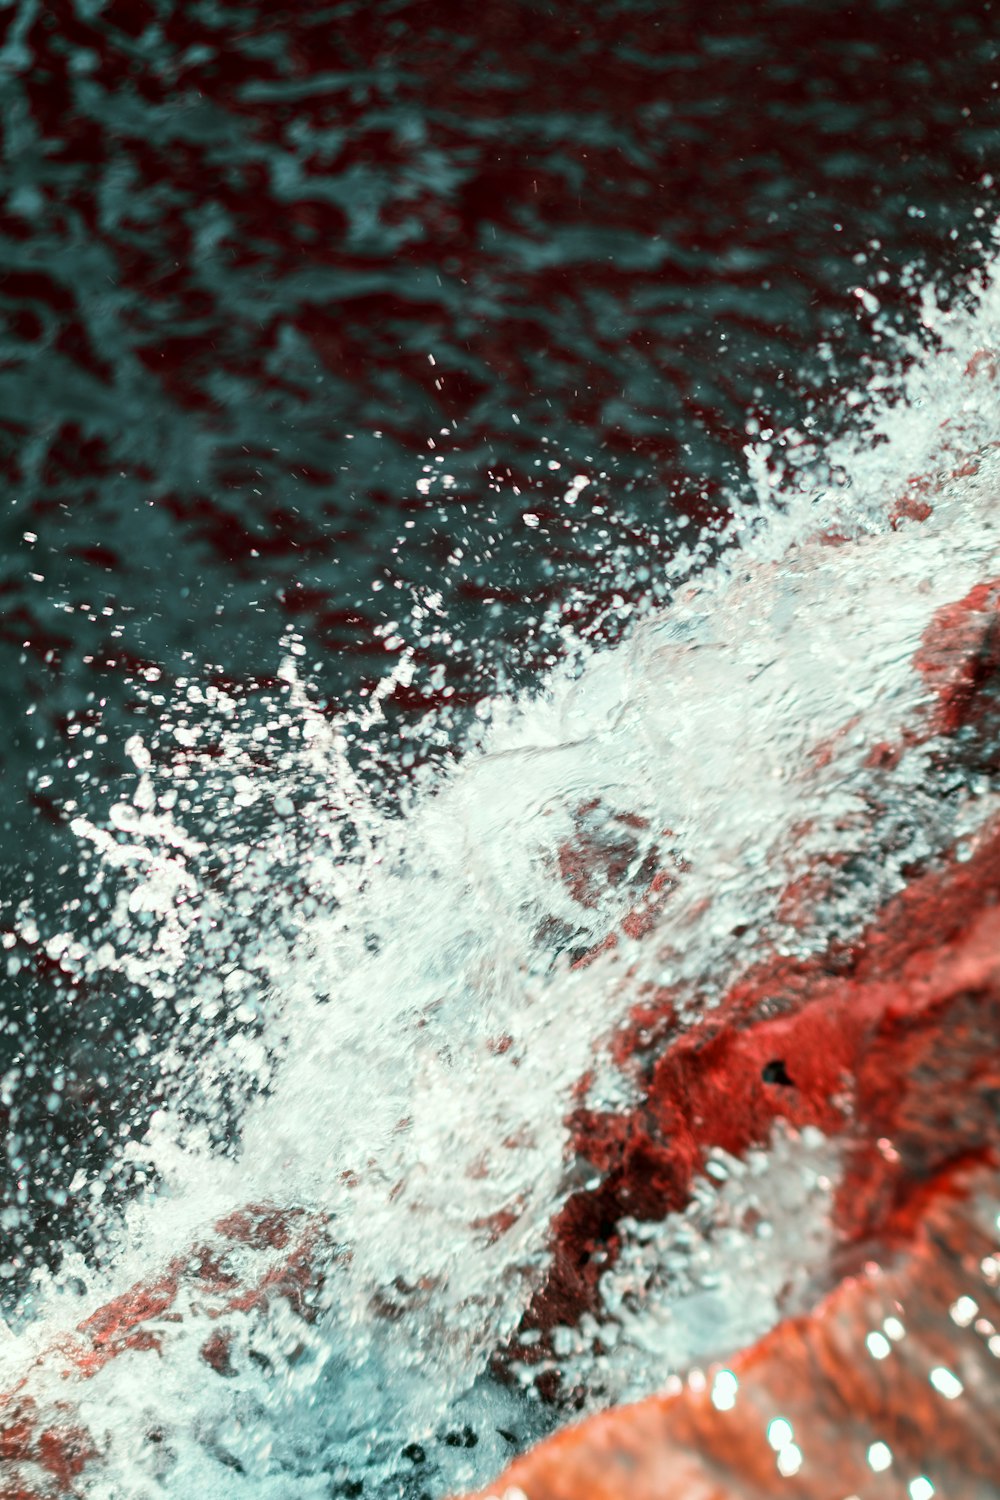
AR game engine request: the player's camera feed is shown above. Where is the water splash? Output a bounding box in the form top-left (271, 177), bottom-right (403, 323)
top-left (513, 1123), bottom-right (839, 1415)
top-left (3, 240), bottom-right (1000, 1495)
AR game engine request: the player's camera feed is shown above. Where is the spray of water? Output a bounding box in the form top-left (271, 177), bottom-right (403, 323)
top-left (3, 237), bottom-right (1000, 1496)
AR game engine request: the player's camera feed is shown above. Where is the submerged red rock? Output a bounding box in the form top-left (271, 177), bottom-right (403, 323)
top-left (0, 1206), bottom-right (337, 1498)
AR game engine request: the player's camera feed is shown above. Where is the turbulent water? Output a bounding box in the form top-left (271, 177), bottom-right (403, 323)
top-left (2, 5), bottom-right (1000, 1497)
top-left (3, 236), bottom-right (1000, 1497)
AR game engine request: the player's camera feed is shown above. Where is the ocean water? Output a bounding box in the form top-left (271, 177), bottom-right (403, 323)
top-left (1, 5), bottom-right (999, 1497)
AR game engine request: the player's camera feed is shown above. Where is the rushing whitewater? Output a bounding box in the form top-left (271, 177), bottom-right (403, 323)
top-left (3, 248), bottom-right (1000, 1497)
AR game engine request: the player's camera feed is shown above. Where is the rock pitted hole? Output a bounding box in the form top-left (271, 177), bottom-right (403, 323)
top-left (762, 1058), bottom-right (795, 1087)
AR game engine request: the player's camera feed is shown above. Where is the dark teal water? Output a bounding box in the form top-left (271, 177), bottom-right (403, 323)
top-left (0, 0), bottom-right (999, 1472)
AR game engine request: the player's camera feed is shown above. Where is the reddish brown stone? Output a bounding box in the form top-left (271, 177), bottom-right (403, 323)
top-left (199, 1331), bottom-right (235, 1377)
top-left (450, 566), bottom-right (1000, 1496)
top-left (520, 809), bottom-right (1000, 1347)
top-left (460, 1166), bottom-right (1000, 1500)
top-left (913, 576), bottom-right (1000, 737)
top-left (0, 1399), bottom-right (36, 1464)
top-left (213, 1203), bottom-right (305, 1250)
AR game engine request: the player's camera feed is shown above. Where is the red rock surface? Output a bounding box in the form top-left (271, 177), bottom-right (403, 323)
top-left (461, 1164), bottom-right (1000, 1500)
top-left (458, 837), bottom-right (1000, 1495)
top-left (512, 566), bottom-right (1000, 1348)
top-left (452, 564), bottom-right (1000, 1496)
